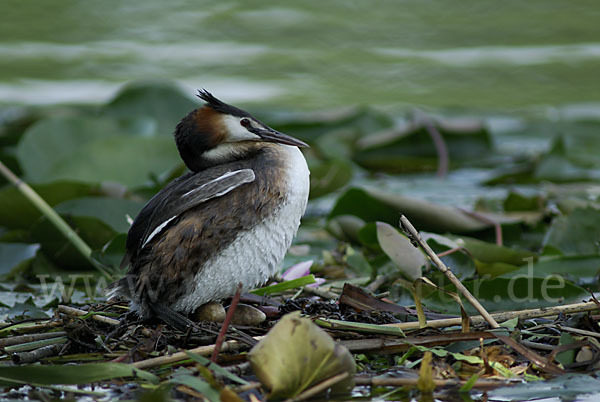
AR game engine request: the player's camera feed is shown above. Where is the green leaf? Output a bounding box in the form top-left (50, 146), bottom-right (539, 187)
top-left (458, 236), bottom-right (537, 266)
top-left (103, 81), bottom-right (198, 136)
top-left (499, 255), bottom-right (600, 286)
top-left (0, 243), bottom-right (38, 275)
top-left (503, 191), bottom-right (544, 212)
top-left (423, 277), bottom-right (588, 315)
top-left (32, 216), bottom-right (115, 270)
top-left (308, 158), bottom-right (353, 199)
top-left (534, 136), bottom-right (600, 182)
top-left (376, 222), bottom-right (425, 281)
top-left (327, 214), bottom-right (366, 243)
top-left (315, 318), bottom-right (404, 336)
top-left (4, 296), bottom-right (49, 319)
top-left (54, 197), bottom-right (143, 233)
top-left (250, 275), bottom-right (316, 296)
top-left (556, 333), bottom-right (577, 367)
top-left (169, 373), bottom-right (220, 402)
top-left (248, 312), bottom-right (355, 399)
top-left (93, 233), bottom-right (127, 270)
top-left (185, 352), bottom-right (249, 385)
top-left (345, 247), bottom-right (373, 276)
top-left (0, 181), bottom-right (97, 230)
top-left (459, 374), bottom-right (480, 392)
top-left (423, 233), bottom-right (476, 280)
top-left (353, 120), bottom-right (492, 173)
top-left (16, 116), bottom-right (180, 187)
top-left (0, 363), bottom-right (158, 386)
top-left (544, 207), bottom-right (600, 255)
top-left (329, 187), bottom-right (490, 233)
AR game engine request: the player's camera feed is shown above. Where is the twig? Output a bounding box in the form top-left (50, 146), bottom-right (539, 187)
top-left (302, 286), bottom-right (338, 300)
top-left (284, 372), bottom-right (350, 402)
top-left (0, 161), bottom-right (109, 277)
top-left (0, 320), bottom-right (63, 334)
top-left (382, 301), bottom-right (599, 331)
top-left (11, 344), bottom-right (64, 364)
top-left (556, 325), bottom-right (600, 339)
top-left (132, 336), bottom-right (266, 370)
top-left (493, 333), bottom-right (563, 375)
top-left (399, 215), bottom-right (500, 328)
top-left (366, 274), bottom-right (391, 293)
top-left (211, 283), bottom-right (243, 362)
top-left (0, 331), bottom-right (67, 347)
top-left (58, 305), bottom-right (120, 326)
top-left (4, 336), bottom-right (68, 353)
top-left (233, 381), bottom-right (262, 393)
top-left (339, 331), bottom-right (496, 354)
top-left (520, 340), bottom-right (556, 351)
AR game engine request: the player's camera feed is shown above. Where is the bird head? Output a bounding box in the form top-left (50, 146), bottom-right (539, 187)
top-left (175, 89), bottom-right (307, 171)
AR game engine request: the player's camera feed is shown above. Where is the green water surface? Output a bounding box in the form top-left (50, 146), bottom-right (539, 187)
top-left (1, 0), bottom-right (599, 112)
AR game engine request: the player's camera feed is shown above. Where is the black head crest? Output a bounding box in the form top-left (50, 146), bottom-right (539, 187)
top-left (197, 89), bottom-right (252, 118)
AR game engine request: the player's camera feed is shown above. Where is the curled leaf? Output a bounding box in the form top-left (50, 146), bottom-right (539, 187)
top-left (376, 221), bottom-right (427, 281)
top-left (248, 312), bottom-right (355, 399)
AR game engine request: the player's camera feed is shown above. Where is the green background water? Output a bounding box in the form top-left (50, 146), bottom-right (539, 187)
top-left (1, 0), bottom-right (599, 113)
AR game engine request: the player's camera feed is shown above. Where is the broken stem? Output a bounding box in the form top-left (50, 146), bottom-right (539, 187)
top-left (383, 300), bottom-right (598, 331)
top-left (211, 283), bottom-right (243, 362)
top-left (399, 214), bottom-right (500, 328)
top-left (0, 161), bottom-right (109, 278)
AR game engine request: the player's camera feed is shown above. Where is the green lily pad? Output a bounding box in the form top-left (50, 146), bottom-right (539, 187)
top-left (32, 216), bottom-right (115, 270)
top-left (423, 233), bottom-right (476, 280)
top-left (102, 80), bottom-right (198, 136)
top-left (329, 187), bottom-right (490, 233)
top-left (54, 197), bottom-right (144, 233)
top-left (423, 276), bottom-right (588, 315)
top-left (0, 181), bottom-right (97, 230)
top-left (0, 242), bottom-right (39, 275)
top-left (500, 255), bottom-right (600, 286)
top-left (544, 207), bottom-right (600, 255)
top-left (308, 158), bottom-right (353, 199)
top-left (353, 119), bottom-right (492, 173)
top-left (0, 362), bottom-right (158, 387)
top-left (16, 115), bottom-right (180, 187)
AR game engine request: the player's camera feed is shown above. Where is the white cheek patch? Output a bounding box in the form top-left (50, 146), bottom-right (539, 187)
top-left (222, 115), bottom-right (260, 142)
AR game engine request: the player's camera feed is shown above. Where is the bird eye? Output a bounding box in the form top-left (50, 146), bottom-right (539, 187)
top-left (240, 118), bottom-right (251, 127)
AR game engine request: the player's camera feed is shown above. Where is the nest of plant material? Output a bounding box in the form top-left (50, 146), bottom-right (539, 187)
top-left (2, 279), bottom-right (600, 401)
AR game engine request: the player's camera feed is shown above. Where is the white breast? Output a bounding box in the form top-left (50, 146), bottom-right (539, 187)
top-left (172, 145), bottom-right (310, 313)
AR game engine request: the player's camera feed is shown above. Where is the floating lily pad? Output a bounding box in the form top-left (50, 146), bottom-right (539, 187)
top-left (309, 158), bottom-right (353, 199)
top-left (353, 119), bottom-right (492, 173)
top-left (423, 276), bottom-right (588, 315)
top-left (54, 197), bottom-right (143, 233)
top-left (500, 254), bottom-right (600, 286)
top-left (102, 81), bottom-right (198, 136)
top-left (329, 187), bottom-right (490, 233)
top-left (544, 207), bottom-right (600, 255)
top-left (16, 115), bottom-right (180, 187)
top-left (0, 181), bottom-right (98, 230)
top-left (0, 242), bottom-right (39, 275)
